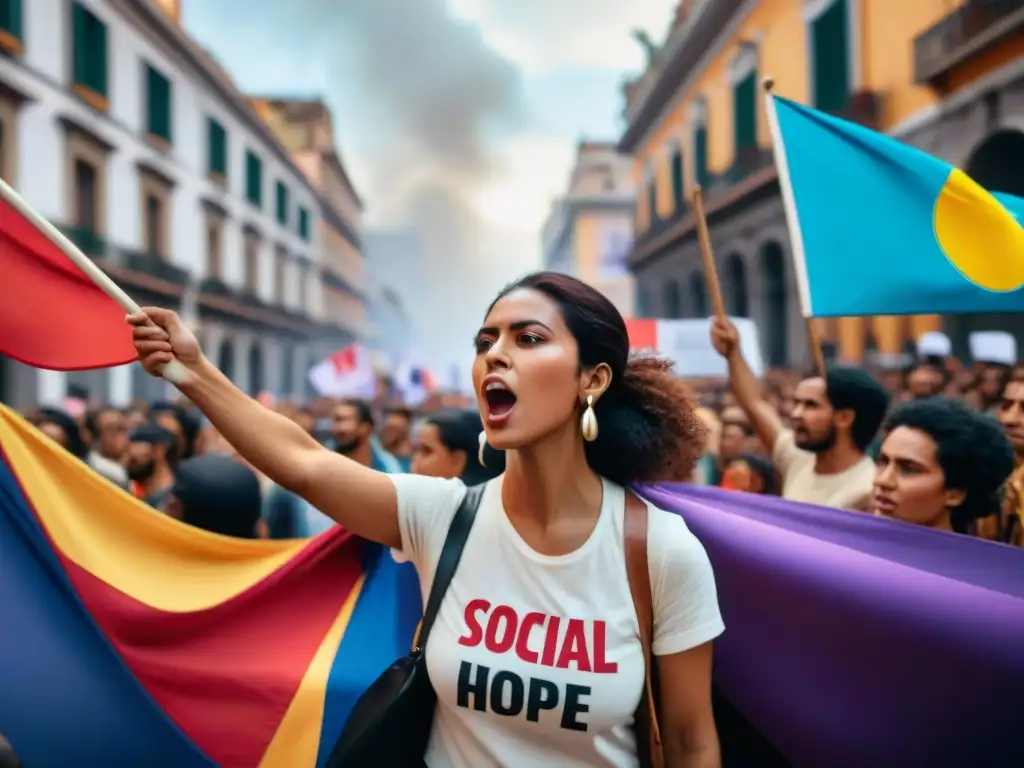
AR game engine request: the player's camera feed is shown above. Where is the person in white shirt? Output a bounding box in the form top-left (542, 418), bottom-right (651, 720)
top-left (128, 271), bottom-right (725, 768)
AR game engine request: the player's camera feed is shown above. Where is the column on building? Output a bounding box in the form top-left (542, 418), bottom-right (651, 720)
top-left (909, 315), bottom-right (943, 345)
top-left (261, 338), bottom-right (285, 398)
top-left (202, 324), bottom-right (227, 372)
top-left (108, 364), bottom-right (133, 408)
top-left (292, 343), bottom-right (312, 402)
top-left (872, 316), bottom-right (906, 367)
top-left (233, 331), bottom-right (253, 395)
top-left (37, 370), bottom-right (67, 407)
top-left (837, 317), bottom-right (866, 364)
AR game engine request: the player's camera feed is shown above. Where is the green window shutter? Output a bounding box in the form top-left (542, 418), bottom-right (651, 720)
top-left (275, 181), bottom-right (288, 225)
top-left (246, 151), bottom-right (262, 207)
top-left (146, 66), bottom-right (172, 141)
top-left (813, 0), bottom-right (850, 113)
top-left (3, 0), bottom-right (23, 40)
top-left (670, 149), bottom-right (684, 211)
top-left (73, 6), bottom-right (108, 97)
top-left (694, 127), bottom-right (709, 188)
top-left (733, 71), bottom-right (757, 153)
top-left (298, 207), bottom-right (309, 240)
top-left (92, 18), bottom-right (108, 97)
top-left (207, 119), bottom-right (227, 176)
top-left (72, 4), bottom-right (88, 87)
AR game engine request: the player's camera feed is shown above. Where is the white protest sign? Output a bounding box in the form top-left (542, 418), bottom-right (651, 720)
top-left (632, 318), bottom-right (764, 378)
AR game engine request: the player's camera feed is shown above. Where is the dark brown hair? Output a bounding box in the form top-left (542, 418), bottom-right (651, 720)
top-left (488, 272), bottom-right (706, 485)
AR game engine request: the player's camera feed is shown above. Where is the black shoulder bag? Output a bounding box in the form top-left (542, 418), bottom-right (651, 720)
top-left (326, 484), bottom-right (485, 767)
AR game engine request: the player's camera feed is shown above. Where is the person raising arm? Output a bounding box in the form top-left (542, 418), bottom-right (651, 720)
top-left (709, 318), bottom-right (786, 456)
top-left (127, 308), bottom-right (402, 548)
top-left (710, 317), bottom-right (890, 511)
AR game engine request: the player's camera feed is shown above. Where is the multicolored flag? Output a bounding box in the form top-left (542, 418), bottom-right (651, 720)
top-left (0, 404), bottom-right (420, 768)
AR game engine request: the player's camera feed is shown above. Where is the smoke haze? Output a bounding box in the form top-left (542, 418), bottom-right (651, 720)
top-left (291, 0), bottom-right (538, 370)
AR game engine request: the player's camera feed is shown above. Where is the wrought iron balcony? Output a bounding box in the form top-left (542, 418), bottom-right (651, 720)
top-left (831, 90), bottom-right (884, 130)
top-left (914, 0), bottom-right (1024, 86)
top-left (199, 276), bottom-right (234, 298)
top-left (239, 290), bottom-right (265, 309)
top-left (110, 249), bottom-right (191, 286)
top-left (59, 226), bottom-right (108, 260)
top-left (633, 200), bottom-right (687, 252)
top-left (707, 145), bottom-right (774, 192)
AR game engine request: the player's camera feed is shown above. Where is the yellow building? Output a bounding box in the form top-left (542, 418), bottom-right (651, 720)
top-left (251, 98), bottom-right (368, 346)
top-left (541, 141), bottom-right (637, 317)
top-left (620, 0), bottom-right (1024, 367)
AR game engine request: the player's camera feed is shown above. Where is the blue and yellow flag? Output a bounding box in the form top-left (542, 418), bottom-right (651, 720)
top-left (0, 405), bottom-right (421, 768)
top-left (764, 93), bottom-right (1024, 317)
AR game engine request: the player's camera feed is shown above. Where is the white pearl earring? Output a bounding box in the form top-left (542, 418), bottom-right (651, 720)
top-left (580, 395), bottom-right (598, 442)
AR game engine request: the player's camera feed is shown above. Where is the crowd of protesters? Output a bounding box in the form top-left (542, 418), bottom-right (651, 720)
top-left (694, 318), bottom-right (1023, 547)
top-left (11, 320), bottom-right (1023, 551)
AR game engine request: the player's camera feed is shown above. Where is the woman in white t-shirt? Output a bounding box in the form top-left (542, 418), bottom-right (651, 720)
top-left (128, 271), bottom-right (725, 767)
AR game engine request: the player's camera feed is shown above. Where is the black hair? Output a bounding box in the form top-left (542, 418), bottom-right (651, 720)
top-left (339, 398), bottom-right (374, 427)
top-left (149, 402), bottom-right (201, 459)
top-left (821, 366), bottom-right (890, 451)
top-left (903, 358), bottom-right (951, 386)
top-left (488, 271), bottom-right (705, 484)
top-left (724, 452), bottom-right (779, 495)
top-left (38, 407), bottom-right (88, 459)
top-left (882, 397), bottom-right (1014, 533)
top-left (423, 409), bottom-right (504, 485)
top-left (173, 455), bottom-right (262, 538)
top-left (384, 405), bottom-right (414, 421)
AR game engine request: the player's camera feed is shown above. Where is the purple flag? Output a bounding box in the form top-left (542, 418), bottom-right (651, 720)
top-left (640, 484), bottom-right (1024, 767)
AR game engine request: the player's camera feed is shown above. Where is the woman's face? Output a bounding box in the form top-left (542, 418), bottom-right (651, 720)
top-left (472, 288), bottom-right (590, 450)
top-left (411, 423), bottom-right (466, 479)
top-left (873, 426), bottom-right (961, 528)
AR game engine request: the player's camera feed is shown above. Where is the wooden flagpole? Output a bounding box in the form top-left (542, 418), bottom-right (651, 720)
top-left (692, 187), bottom-right (727, 320)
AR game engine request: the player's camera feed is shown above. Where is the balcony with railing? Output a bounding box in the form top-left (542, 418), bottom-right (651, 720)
top-left (831, 90), bottom-right (884, 130)
top-left (914, 0), bottom-right (1024, 86)
top-left (707, 146), bottom-right (775, 193)
top-left (59, 226), bottom-right (109, 260)
top-left (633, 198), bottom-right (687, 252)
top-left (110, 249), bottom-right (191, 286)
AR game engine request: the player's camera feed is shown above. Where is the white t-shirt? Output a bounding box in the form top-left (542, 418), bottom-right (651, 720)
top-left (391, 473), bottom-right (725, 768)
top-left (773, 430), bottom-right (876, 510)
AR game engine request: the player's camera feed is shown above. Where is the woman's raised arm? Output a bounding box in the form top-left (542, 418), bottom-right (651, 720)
top-left (128, 308), bottom-right (401, 548)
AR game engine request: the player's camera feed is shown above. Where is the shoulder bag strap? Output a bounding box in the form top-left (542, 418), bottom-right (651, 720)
top-left (624, 490), bottom-right (664, 768)
top-left (414, 483), bottom-right (485, 651)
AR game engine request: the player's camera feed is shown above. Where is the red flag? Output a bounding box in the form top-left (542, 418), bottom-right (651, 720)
top-left (0, 191), bottom-right (137, 370)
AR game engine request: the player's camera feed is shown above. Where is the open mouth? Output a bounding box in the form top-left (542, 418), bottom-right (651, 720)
top-left (484, 382), bottom-right (517, 423)
top-left (873, 495), bottom-right (896, 514)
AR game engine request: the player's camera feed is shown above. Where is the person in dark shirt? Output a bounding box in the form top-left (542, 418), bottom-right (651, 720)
top-left (126, 422), bottom-right (177, 510)
top-left (165, 454), bottom-right (264, 538)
